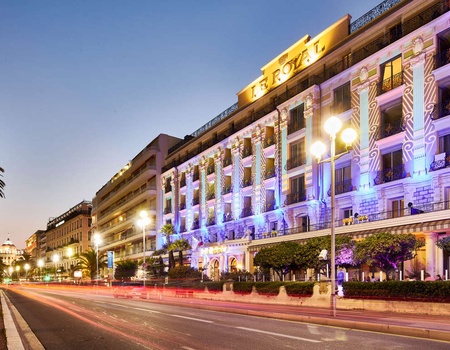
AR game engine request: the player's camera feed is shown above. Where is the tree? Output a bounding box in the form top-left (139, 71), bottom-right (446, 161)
top-left (75, 249), bottom-right (107, 280)
top-left (114, 260), bottom-right (138, 280)
top-left (0, 167), bottom-right (5, 198)
top-left (436, 236), bottom-right (450, 252)
top-left (354, 232), bottom-right (425, 280)
top-left (254, 242), bottom-right (300, 280)
top-left (169, 238), bottom-right (191, 266)
top-left (160, 224), bottom-right (176, 269)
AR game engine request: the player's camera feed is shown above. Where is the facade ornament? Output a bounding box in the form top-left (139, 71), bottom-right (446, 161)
top-left (305, 94), bottom-right (313, 110)
top-left (359, 67), bottom-right (369, 83)
top-left (413, 37), bottom-right (424, 56)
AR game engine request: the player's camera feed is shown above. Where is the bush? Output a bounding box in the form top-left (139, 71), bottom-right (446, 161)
top-left (232, 281), bottom-right (314, 296)
top-left (167, 266), bottom-right (202, 279)
top-left (343, 281), bottom-right (450, 301)
top-left (284, 282), bottom-right (314, 296)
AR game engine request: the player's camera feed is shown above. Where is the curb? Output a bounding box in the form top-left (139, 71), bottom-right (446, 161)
top-left (1, 290), bottom-right (25, 350)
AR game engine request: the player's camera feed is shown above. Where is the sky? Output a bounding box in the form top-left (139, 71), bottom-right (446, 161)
top-left (0, 0), bottom-right (376, 247)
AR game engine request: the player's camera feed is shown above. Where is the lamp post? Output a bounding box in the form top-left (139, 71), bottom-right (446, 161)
top-left (37, 259), bottom-right (44, 281)
top-left (15, 265), bottom-right (20, 282)
top-left (311, 116), bottom-right (356, 317)
top-left (8, 266), bottom-right (13, 281)
top-left (67, 247), bottom-right (73, 280)
top-left (24, 263), bottom-right (30, 281)
top-left (93, 233), bottom-right (102, 285)
top-left (137, 210), bottom-right (150, 288)
top-left (52, 254), bottom-right (59, 281)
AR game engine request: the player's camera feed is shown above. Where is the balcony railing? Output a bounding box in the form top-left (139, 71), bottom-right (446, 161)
top-left (430, 152), bottom-right (450, 171)
top-left (193, 172), bottom-right (199, 181)
top-left (240, 207), bottom-right (253, 218)
top-left (287, 120), bottom-right (305, 135)
top-left (285, 190), bottom-right (307, 205)
top-left (242, 146), bottom-right (253, 158)
top-left (374, 164), bottom-right (406, 185)
top-left (264, 167), bottom-right (276, 179)
top-left (377, 118), bottom-right (404, 140)
top-left (264, 135), bottom-right (275, 148)
top-left (223, 212), bottom-right (233, 222)
top-left (164, 207), bottom-right (171, 214)
top-left (265, 200), bottom-right (276, 212)
top-left (327, 179), bottom-right (353, 196)
top-left (242, 178), bottom-right (253, 188)
top-left (223, 156), bottom-right (232, 167)
top-left (378, 71), bottom-right (403, 95)
top-left (180, 179), bottom-right (186, 187)
top-left (285, 155), bottom-right (306, 170)
top-left (207, 164), bottom-right (215, 175)
top-left (222, 185), bottom-right (232, 195)
top-left (206, 217), bottom-right (216, 226)
top-left (179, 203), bottom-right (186, 210)
top-left (192, 197), bottom-right (199, 206)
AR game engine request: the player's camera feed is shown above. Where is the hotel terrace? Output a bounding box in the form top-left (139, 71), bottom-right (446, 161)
top-left (160, 0), bottom-right (450, 281)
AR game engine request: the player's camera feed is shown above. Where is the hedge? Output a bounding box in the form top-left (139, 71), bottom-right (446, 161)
top-left (343, 281), bottom-right (450, 301)
top-left (232, 281), bottom-right (314, 296)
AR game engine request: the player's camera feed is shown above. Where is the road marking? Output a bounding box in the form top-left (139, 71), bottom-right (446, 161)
top-left (133, 308), bottom-right (161, 313)
top-left (169, 315), bottom-right (213, 323)
top-left (236, 326), bottom-right (321, 343)
top-left (181, 347), bottom-right (197, 350)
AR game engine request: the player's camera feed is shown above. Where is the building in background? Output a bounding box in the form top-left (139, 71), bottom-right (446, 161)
top-left (44, 200), bottom-right (92, 279)
top-left (0, 236), bottom-right (24, 267)
top-left (92, 134), bottom-right (180, 280)
top-left (25, 229), bottom-right (45, 261)
top-left (161, 0), bottom-right (450, 281)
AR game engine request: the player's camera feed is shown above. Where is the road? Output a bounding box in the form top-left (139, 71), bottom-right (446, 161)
top-left (3, 285), bottom-right (450, 350)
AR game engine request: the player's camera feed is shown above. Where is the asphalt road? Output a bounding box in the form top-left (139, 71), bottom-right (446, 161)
top-left (4, 286), bottom-right (450, 350)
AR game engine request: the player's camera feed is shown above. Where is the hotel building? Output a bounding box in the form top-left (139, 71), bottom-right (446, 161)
top-left (92, 134), bottom-right (180, 278)
top-left (161, 0), bottom-right (450, 281)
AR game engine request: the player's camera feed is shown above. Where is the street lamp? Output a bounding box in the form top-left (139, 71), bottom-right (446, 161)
top-left (24, 263), bottom-right (30, 281)
top-left (67, 247), bottom-right (73, 280)
top-left (137, 210), bottom-right (150, 288)
top-left (37, 259), bottom-right (44, 281)
top-left (52, 254), bottom-right (59, 281)
top-left (93, 233), bottom-right (102, 285)
top-left (311, 116), bottom-right (357, 317)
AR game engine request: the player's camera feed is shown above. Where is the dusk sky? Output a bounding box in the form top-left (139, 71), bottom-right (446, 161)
top-left (0, 0), bottom-right (375, 247)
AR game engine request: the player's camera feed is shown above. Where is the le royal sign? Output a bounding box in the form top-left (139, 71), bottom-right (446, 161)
top-left (237, 16), bottom-right (350, 107)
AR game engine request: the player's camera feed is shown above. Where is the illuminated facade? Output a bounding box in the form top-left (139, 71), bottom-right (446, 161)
top-left (92, 134), bottom-right (180, 278)
top-left (0, 236), bottom-right (24, 266)
top-left (45, 200), bottom-right (92, 275)
top-left (25, 229), bottom-right (45, 261)
top-left (161, 0), bottom-right (450, 281)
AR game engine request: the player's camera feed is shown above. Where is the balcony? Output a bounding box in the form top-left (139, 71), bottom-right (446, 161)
top-left (287, 121), bottom-right (305, 135)
top-left (223, 212), bottom-right (233, 222)
top-left (327, 179), bottom-right (353, 196)
top-left (222, 185), bottom-right (232, 195)
top-left (430, 152), bottom-right (450, 171)
top-left (180, 179), bottom-right (186, 188)
top-left (206, 191), bottom-right (215, 200)
top-left (240, 207), bottom-right (253, 218)
top-left (374, 164), bottom-right (406, 185)
top-left (285, 155), bottom-right (306, 170)
top-left (242, 178), bottom-right (253, 188)
top-left (180, 226), bottom-right (186, 233)
top-left (223, 156), bottom-right (232, 167)
top-left (207, 164), bottom-right (215, 175)
top-left (193, 172), bottom-right (200, 182)
top-left (164, 207), bottom-right (171, 215)
top-left (192, 220), bottom-right (200, 230)
top-left (242, 146), bottom-right (253, 158)
top-left (264, 135), bottom-right (275, 148)
top-left (192, 197), bottom-right (200, 206)
top-left (285, 190), bottom-right (306, 205)
top-left (377, 118), bottom-right (404, 140)
top-left (265, 200), bottom-right (276, 212)
top-left (179, 202), bottom-right (186, 210)
top-left (264, 167), bottom-right (276, 179)
top-left (378, 71), bottom-right (403, 95)
top-left (206, 217), bottom-right (216, 226)
top-left (431, 101), bottom-right (450, 120)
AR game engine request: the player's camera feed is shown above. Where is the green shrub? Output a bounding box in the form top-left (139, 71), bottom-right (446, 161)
top-left (284, 282), bottom-right (314, 296)
top-left (343, 281), bottom-right (450, 301)
top-left (232, 281), bottom-right (314, 296)
top-left (232, 282), bottom-right (254, 294)
top-left (167, 266), bottom-right (202, 279)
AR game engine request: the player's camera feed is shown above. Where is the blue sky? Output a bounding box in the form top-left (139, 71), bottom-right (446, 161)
top-left (0, 0), bottom-right (375, 246)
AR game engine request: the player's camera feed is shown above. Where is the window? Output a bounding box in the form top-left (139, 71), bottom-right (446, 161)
top-left (334, 165), bottom-right (352, 195)
top-left (288, 104), bottom-right (305, 134)
top-left (439, 134), bottom-right (450, 153)
top-left (287, 139), bottom-right (306, 170)
top-left (342, 208), bottom-right (353, 219)
top-left (286, 175), bottom-right (306, 205)
top-left (379, 102), bottom-right (403, 139)
top-left (379, 55), bottom-right (403, 94)
top-left (391, 198), bottom-right (404, 218)
top-left (332, 82), bottom-right (351, 115)
top-left (378, 150), bottom-right (403, 184)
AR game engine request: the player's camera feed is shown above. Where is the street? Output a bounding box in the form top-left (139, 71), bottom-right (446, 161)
top-left (3, 285), bottom-right (450, 350)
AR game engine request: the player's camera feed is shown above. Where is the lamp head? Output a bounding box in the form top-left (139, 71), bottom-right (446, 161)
top-left (341, 127), bottom-right (357, 150)
top-left (324, 116), bottom-right (342, 137)
top-left (310, 141), bottom-right (326, 161)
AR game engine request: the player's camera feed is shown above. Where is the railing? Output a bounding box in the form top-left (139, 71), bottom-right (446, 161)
top-left (207, 164), bottom-right (215, 175)
top-left (242, 178), bottom-right (253, 188)
top-left (374, 164), bottom-right (406, 185)
top-left (164, 207), bottom-right (171, 215)
top-left (265, 201), bottom-right (276, 212)
top-left (223, 213), bottom-right (233, 222)
top-left (99, 185), bottom-right (149, 220)
top-left (378, 71), bottom-right (403, 95)
top-left (287, 120), bottom-right (305, 135)
top-left (223, 156), bottom-right (232, 167)
top-left (285, 155), bottom-right (306, 170)
top-left (192, 197), bottom-right (200, 206)
top-left (264, 167), bottom-right (276, 179)
top-left (327, 179), bottom-right (353, 196)
top-left (430, 152), bottom-right (450, 171)
top-left (331, 100), bottom-right (351, 116)
top-left (222, 185), bottom-right (232, 195)
top-left (377, 118), bottom-right (404, 139)
top-left (284, 190), bottom-right (307, 205)
top-left (264, 135), bottom-right (275, 148)
top-left (435, 50), bottom-right (450, 69)
top-left (242, 146), bottom-right (253, 158)
top-left (350, 0), bottom-right (403, 33)
top-left (179, 203), bottom-right (186, 210)
top-left (403, 0), bottom-right (448, 36)
top-left (430, 101), bottom-right (450, 120)
top-left (193, 172), bottom-right (199, 181)
top-left (240, 207), bottom-right (253, 218)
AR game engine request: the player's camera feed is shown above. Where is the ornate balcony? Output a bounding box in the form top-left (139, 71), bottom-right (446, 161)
top-left (285, 155), bottom-right (306, 170)
top-left (377, 118), bottom-right (404, 140)
top-left (264, 135), bottom-right (275, 148)
top-left (264, 167), bottom-right (276, 179)
top-left (430, 152), bottom-right (450, 171)
top-left (242, 146), bottom-right (253, 158)
top-left (164, 207), bottom-right (171, 214)
top-left (207, 164), bottom-right (215, 175)
top-left (327, 179), bottom-right (353, 196)
top-left (223, 156), bottom-right (232, 167)
top-left (374, 164), bottom-right (406, 185)
top-left (378, 71), bottom-right (403, 95)
top-left (222, 185), bottom-right (232, 195)
top-left (242, 178), bottom-right (253, 188)
top-left (284, 190), bottom-right (307, 205)
top-left (192, 197), bottom-right (199, 206)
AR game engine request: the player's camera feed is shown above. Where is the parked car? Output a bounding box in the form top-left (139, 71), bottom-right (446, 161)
top-left (112, 281), bottom-right (146, 299)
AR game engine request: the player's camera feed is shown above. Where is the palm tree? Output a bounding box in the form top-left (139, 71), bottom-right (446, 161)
top-left (160, 223), bottom-right (176, 269)
top-left (0, 167), bottom-right (5, 198)
top-left (75, 249), bottom-right (107, 281)
top-left (169, 239), bottom-right (191, 266)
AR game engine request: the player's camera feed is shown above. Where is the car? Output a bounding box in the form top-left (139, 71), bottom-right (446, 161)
top-left (112, 282), bottom-right (146, 299)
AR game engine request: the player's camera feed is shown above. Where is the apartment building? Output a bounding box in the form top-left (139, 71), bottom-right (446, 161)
top-left (91, 134), bottom-right (180, 279)
top-left (161, 0), bottom-right (450, 281)
top-left (45, 200), bottom-right (92, 277)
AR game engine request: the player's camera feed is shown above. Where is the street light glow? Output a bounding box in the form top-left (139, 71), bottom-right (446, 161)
top-left (138, 210), bottom-right (150, 292)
